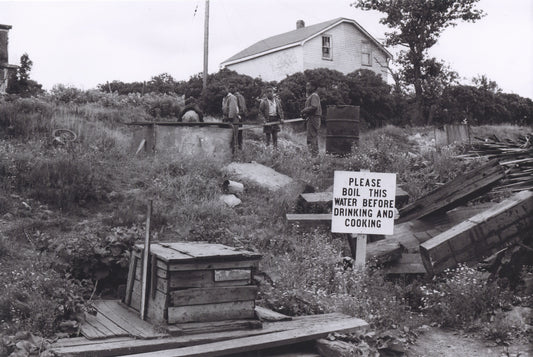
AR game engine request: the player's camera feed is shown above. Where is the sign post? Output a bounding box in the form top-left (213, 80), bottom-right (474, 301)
top-left (331, 171), bottom-right (396, 267)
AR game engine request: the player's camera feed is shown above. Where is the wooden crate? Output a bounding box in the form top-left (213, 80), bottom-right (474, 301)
top-left (124, 242), bottom-right (262, 324)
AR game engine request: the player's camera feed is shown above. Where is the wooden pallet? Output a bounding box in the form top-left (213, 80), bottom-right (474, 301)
top-left (51, 312), bottom-right (368, 357)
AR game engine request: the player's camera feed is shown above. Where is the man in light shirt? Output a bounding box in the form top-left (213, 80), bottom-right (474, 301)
top-left (258, 86), bottom-right (284, 148)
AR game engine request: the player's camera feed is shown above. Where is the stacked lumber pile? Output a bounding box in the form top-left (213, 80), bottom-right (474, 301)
top-left (462, 133), bottom-right (533, 192)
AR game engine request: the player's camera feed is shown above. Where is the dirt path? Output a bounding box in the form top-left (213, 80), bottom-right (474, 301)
top-left (406, 327), bottom-right (532, 357)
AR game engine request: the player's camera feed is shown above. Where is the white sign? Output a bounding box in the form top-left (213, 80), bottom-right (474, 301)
top-left (331, 171), bottom-right (397, 235)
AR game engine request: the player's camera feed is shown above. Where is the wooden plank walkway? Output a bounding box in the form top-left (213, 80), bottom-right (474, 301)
top-left (115, 317), bottom-right (367, 357)
top-left (51, 313), bottom-right (367, 357)
top-left (81, 300), bottom-right (167, 340)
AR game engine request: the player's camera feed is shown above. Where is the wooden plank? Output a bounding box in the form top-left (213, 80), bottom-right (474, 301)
top-left (166, 320), bottom-right (262, 336)
top-left (93, 300), bottom-right (166, 339)
top-left (135, 244), bottom-right (193, 262)
top-left (80, 314), bottom-right (114, 340)
top-left (398, 159), bottom-right (504, 223)
top-left (255, 306), bottom-right (292, 322)
top-left (285, 213), bottom-right (331, 227)
top-left (169, 270), bottom-right (214, 289)
top-left (124, 252), bottom-right (137, 307)
top-left (159, 259), bottom-right (259, 272)
top-left (366, 239), bottom-right (402, 266)
top-left (168, 300), bottom-right (256, 324)
top-left (118, 317), bottom-right (369, 357)
top-left (214, 269), bottom-right (251, 282)
top-left (161, 242), bottom-right (262, 261)
top-left (170, 286), bottom-right (257, 307)
top-left (140, 201), bottom-right (152, 321)
top-left (50, 313), bottom-right (358, 357)
top-left (420, 191), bottom-right (533, 275)
top-left (354, 234), bottom-right (367, 267)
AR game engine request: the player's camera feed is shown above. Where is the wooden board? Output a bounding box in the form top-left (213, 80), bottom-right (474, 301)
top-left (134, 242), bottom-right (261, 263)
top-left (92, 300), bottom-right (167, 339)
top-left (285, 213), bottom-right (331, 227)
top-left (398, 159), bottom-right (504, 223)
top-left (116, 317), bottom-right (368, 357)
top-left (168, 300), bottom-right (256, 324)
top-left (420, 190), bottom-right (533, 275)
top-left (166, 319), bottom-right (262, 336)
top-left (50, 313), bottom-right (363, 357)
top-left (156, 259), bottom-right (260, 272)
top-left (170, 286), bottom-right (257, 307)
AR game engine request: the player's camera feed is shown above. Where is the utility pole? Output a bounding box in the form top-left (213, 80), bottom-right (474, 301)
top-left (203, 0), bottom-right (209, 91)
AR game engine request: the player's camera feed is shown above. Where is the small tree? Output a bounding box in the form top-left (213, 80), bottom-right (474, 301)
top-left (7, 53), bottom-right (43, 96)
top-left (352, 0), bottom-right (485, 124)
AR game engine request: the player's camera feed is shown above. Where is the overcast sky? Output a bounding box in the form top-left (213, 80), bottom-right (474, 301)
top-left (1, 0), bottom-right (532, 99)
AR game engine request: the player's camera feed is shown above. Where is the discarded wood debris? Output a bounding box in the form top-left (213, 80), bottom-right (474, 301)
top-left (460, 133), bottom-right (533, 192)
top-left (420, 190), bottom-right (533, 275)
top-left (398, 159), bottom-right (505, 223)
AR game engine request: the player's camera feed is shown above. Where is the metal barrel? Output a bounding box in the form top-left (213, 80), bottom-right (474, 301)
top-left (326, 105), bottom-right (360, 155)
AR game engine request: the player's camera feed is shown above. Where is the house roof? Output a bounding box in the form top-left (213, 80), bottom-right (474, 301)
top-left (221, 17), bottom-right (392, 66)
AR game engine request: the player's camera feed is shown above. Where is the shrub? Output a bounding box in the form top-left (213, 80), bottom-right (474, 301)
top-left (0, 261), bottom-right (92, 336)
top-left (9, 148), bottom-right (111, 210)
top-left (420, 265), bottom-right (513, 328)
top-left (0, 96), bottom-right (55, 138)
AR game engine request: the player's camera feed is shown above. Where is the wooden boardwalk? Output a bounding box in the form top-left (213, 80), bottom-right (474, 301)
top-left (52, 311), bottom-right (367, 357)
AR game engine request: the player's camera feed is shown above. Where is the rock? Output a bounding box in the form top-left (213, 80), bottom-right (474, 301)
top-left (224, 162), bottom-right (294, 192)
top-left (220, 194), bottom-right (241, 207)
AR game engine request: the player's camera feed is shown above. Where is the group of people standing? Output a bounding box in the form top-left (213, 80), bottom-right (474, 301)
top-left (218, 81), bottom-right (322, 155)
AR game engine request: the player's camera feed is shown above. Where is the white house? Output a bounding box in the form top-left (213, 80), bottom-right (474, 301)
top-left (220, 17), bottom-right (392, 82)
top-left (0, 24), bottom-right (17, 94)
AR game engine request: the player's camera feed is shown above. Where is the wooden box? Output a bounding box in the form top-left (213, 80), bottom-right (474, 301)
top-left (124, 242), bottom-right (262, 325)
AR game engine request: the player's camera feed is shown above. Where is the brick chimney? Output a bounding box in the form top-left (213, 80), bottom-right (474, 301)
top-left (296, 20), bottom-right (305, 29)
top-left (0, 24), bottom-right (12, 65)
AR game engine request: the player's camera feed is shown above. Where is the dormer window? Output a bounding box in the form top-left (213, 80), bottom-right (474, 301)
top-left (322, 35), bottom-right (332, 60)
top-left (361, 40), bottom-right (371, 66)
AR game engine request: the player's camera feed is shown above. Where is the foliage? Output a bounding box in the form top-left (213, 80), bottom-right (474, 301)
top-left (184, 68), bottom-right (266, 118)
top-left (4, 147), bottom-right (111, 210)
top-left (6, 53), bottom-right (44, 97)
top-left (278, 68), bottom-right (393, 127)
top-left (433, 79), bottom-right (533, 125)
top-left (353, 0), bottom-right (485, 124)
top-left (32, 225), bottom-right (141, 285)
top-left (0, 261), bottom-right (92, 336)
top-left (98, 72), bottom-right (185, 95)
top-left (419, 265), bottom-right (513, 328)
top-left (0, 96), bottom-right (55, 138)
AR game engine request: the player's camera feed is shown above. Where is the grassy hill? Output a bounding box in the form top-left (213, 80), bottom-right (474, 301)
top-left (0, 95), bottom-right (530, 353)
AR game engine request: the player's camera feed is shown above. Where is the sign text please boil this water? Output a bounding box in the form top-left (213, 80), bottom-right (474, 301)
top-left (331, 171), bottom-right (396, 235)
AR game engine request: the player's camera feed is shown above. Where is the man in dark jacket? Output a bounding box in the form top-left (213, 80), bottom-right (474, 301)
top-left (301, 81), bottom-right (322, 156)
top-left (222, 84), bottom-right (243, 151)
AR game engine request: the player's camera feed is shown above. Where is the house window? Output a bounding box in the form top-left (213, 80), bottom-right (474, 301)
top-left (322, 35), bottom-right (332, 60)
top-left (361, 41), bottom-right (371, 66)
